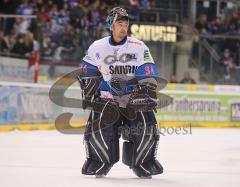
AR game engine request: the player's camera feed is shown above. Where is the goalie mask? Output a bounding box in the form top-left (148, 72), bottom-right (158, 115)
top-left (106, 7), bottom-right (129, 30)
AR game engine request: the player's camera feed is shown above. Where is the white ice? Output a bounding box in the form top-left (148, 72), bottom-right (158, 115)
top-left (0, 128), bottom-right (240, 187)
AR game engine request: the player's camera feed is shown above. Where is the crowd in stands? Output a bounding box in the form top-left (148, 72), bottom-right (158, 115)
top-left (1, 0), bottom-right (239, 83)
top-left (0, 0), bottom-right (154, 62)
top-left (195, 10), bottom-right (240, 80)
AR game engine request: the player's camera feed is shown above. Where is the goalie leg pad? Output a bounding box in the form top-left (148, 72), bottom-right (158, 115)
top-left (82, 110), bottom-right (121, 176)
top-left (82, 158), bottom-right (113, 176)
top-left (122, 111), bottom-right (163, 177)
top-left (122, 141), bottom-right (134, 166)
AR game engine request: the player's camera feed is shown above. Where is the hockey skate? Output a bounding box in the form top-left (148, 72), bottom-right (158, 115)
top-left (132, 160), bottom-right (163, 178)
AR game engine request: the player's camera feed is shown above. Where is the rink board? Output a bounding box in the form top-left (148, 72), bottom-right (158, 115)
top-left (0, 82), bottom-right (240, 131)
top-left (0, 121), bottom-right (240, 132)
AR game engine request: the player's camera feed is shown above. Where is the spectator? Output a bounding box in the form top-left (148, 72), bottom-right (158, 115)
top-left (59, 3), bottom-right (70, 25)
top-left (169, 74), bottom-right (178, 83)
top-left (1, 0), bottom-right (121, 62)
top-left (209, 17), bottom-right (226, 52)
top-left (69, 1), bottom-right (84, 27)
top-left (219, 49), bottom-right (233, 80)
top-left (209, 17), bottom-right (226, 34)
top-left (236, 47), bottom-right (240, 67)
top-left (89, 1), bottom-right (101, 26)
top-left (17, 1), bottom-right (34, 15)
top-left (96, 22), bottom-right (110, 38)
top-left (194, 8), bottom-right (240, 83)
top-left (227, 15), bottom-right (239, 33)
top-left (140, 0), bottom-right (150, 9)
top-left (13, 17), bottom-right (30, 35)
top-left (4, 30), bottom-right (18, 51)
top-left (39, 6), bottom-right (50, 23)
top-left (80, 15), bottom-right (90, 30)
top-left (180, 72), bottom-right (196, 84)
top-left (35, 0), bottom-right (45, 12)
top-left (11, 35), bottom-right (27, 55)
top-left (23, 32), bottom-right (34, 56)
top-left (64, 0), bottom-right (78, 8)
top-left (49, 4), bottom-right (60, 21)
top-left (0, 31), bottom-right (9, 54)
top-left (129, 0), bottom-right (140, 19)
top-left (195, 14), bottom-right (209, 33)
top-left (49, 18), bottom-right (64, 43)
top-left (98, 1), bottom-right (108, 20)
top-left (10, 31), bottom-right (34, 56)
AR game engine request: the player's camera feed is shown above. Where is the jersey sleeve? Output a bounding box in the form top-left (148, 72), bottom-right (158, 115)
top-left (82, 42), bottom-right (99, 66)
top-left (139, 43), bottom-right (155, 66)
top-left (136, 43), bottom-right (159, 85)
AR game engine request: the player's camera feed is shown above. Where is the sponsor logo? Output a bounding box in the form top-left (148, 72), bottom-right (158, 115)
top-left (126, 53), bottom-right (137, 61)
top-left (128, 40), bottom-right (143, 46)
top-left (131, 24), bottom-right (177, 42)
top-left (104, 53), bottom-right (137, 65)
top-left (144, 49), bottom-right (152, 62)
top-left (113, 48), bottom-right (120, 55)
top-left (109, 65), bottom-right (138, 74)
top-left (84, 55), bottom-right (92, 62)
top-left (231, 102), bottom-right (240, 122)
top-left (96, 53), bottom-right (100, 60)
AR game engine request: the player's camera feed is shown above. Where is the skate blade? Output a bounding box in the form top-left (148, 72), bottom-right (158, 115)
top-left (95, 174), bottom-right (105, 178)
top-left (139, 175), bottom-right (152, 179)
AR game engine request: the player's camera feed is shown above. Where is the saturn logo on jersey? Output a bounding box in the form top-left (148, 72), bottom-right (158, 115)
top-left (109, 65), bottom-right (138, 74)
top-left (104, 53), bottom-right (137, 65)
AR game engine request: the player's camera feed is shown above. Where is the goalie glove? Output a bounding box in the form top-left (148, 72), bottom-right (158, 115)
top-left (77, 60), bottom-right (102, 109)
top-left (127, 82), bottom-right (158, 112)
top-left (78, 77), bottom-right (101, 98)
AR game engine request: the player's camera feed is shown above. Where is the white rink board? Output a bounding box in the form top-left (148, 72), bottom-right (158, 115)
top-left (0, 128), bottom-right (240, 187)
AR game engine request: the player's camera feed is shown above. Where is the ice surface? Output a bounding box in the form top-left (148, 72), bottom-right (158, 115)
top-left (0, 128), bottom-right (240, 187)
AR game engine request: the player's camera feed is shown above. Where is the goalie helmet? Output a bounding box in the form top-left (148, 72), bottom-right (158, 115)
top-left (106, 7), bottom-right (129, 29)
